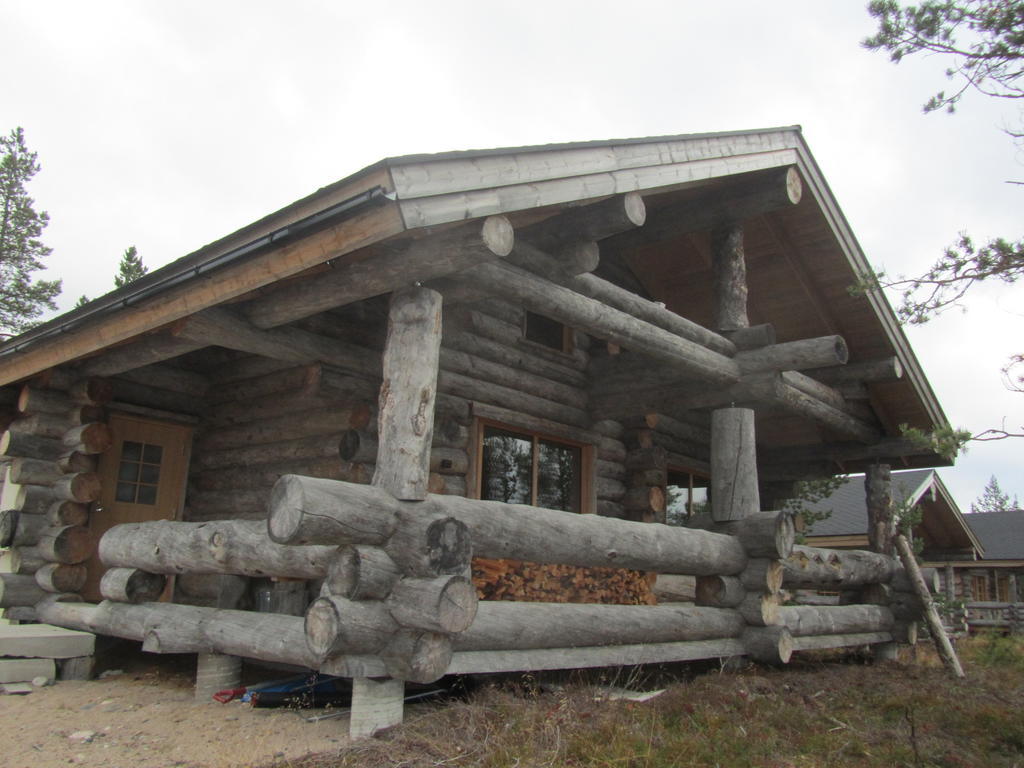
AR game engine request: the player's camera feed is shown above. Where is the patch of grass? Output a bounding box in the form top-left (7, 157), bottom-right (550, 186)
top-left (267, 641), bottom-right (1024, 768)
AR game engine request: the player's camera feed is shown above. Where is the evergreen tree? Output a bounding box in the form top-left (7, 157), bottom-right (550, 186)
top-left (0, 127), bottom-right (61, 335)
top-left (862, 0), bottom-right (1024, 442)
top-left (114, 245), bottom-right (147, 288)
top-left (971, 475), bottom-right (1020, 513)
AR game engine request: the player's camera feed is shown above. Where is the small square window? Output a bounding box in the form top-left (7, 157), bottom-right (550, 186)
top-left (524, 312), bottom-right (571, 354)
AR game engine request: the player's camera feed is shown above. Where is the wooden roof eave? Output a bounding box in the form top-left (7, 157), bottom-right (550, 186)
top-left (0, 174), bottom-right (406, 387)
top-left (786, 136), bottom-right (949, 435)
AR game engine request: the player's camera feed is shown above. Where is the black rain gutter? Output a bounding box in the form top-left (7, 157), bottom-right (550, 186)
top-left (0, 185), bottom-right (393, 359)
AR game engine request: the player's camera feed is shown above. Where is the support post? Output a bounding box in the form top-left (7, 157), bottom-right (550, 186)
top-left (865, 464), bottom-right (894, 557)
top-left (194, 652), bottom-right (242, 703)
top-left (351, 285), bottom-right (443, 736)
top-left (865, 464), bottom-right (898, 660)
top-left (709, 221), bottom-right (759, 523)
top-left (373, 286), bottom-right (443, 501)
top-left (349, 677), bottom-right (405, 739)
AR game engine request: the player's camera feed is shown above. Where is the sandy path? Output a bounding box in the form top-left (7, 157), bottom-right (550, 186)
top-left (0, 646), bottom-right (351, 768)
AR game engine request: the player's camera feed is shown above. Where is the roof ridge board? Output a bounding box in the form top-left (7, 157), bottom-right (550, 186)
top-left (379, 126), bottom-right (804, 168)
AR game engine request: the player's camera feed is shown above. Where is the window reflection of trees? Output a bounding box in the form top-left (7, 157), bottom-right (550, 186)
top-left (481, 426), bottom-right (581, 513)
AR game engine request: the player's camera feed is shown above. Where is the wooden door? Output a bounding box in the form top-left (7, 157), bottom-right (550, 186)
top-left (82, 413), bottom-right (192, 601)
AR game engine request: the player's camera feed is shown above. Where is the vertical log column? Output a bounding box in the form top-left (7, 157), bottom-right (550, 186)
top-left (710, 222), bottom-right (759, 522)
top-left (864, 464), bottom-right (898, 660)
top-left (357, 286), bottom-right (445, 738)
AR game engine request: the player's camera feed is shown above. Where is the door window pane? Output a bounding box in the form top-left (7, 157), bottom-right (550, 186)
top-left (115, 440), bottom-right (163, 505)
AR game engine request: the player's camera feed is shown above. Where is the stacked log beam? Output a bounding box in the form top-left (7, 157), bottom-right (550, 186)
top-left (1, 375), bottom-right (112, 605)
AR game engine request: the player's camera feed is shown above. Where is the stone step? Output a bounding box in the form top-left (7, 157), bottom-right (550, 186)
top-left (0, 623), bottom-right (95, 659)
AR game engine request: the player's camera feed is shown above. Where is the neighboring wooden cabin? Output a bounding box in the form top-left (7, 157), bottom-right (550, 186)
top-left (959, 509), bottom-right (1024, 606)
top-left (803, 469), bottom-right (980, 564)
top-left (0, 128), bottom-right (953, 734)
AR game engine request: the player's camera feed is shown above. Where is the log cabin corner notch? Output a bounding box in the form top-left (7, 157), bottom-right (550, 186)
top-left (0, 127), bottom-right (954, 737)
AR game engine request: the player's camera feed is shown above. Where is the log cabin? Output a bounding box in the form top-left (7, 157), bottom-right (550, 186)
top-left (0, 127), bottom-right (956, 734)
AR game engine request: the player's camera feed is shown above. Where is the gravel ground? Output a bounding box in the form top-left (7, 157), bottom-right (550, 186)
top-left (0, 642), bottom-right (352, 768)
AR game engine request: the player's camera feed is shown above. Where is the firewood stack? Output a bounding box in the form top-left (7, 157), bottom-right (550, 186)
top-left (0, 374), bottom-right (113, 613)
top-left (471, 557), bottom-right (657, 605)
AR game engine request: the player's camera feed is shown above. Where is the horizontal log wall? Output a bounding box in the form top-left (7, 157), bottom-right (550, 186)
top-left (186, 348), bottom-right (381, 521)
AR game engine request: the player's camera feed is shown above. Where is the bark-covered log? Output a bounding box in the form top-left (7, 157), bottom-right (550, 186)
top-left (739, 559), bottom-right (783, 593)
top-left (11, 545), bottom-right (45, 575)
top-left (892, 567), bottom-right (939, 594)
top-left (789, 632), bottom-right (894, 653)
top-left (782, 545), bottom-right (898, 589)
top-left (695, 575), bottom-right (748, 608)
top-left (736, 336), bottom-right (849, 375)
top-left (247, 215), bottom-right (514, 329)
top-left (19, 385), bottom-right (76, 415)
top-left (723, 324), bottom-right (776, 351)
top-left (192, 457), bottom-right (368, 494)
top-left (384, 511), bottom-right (473, 578)
top-left (198, 405), bottom-right (371, 452)
top-left (52, 472), bottom-right (102, 503)
top-left (454, 602), bottom-right (745, 652)
top-left (439, 369), bottom-right (589, 428)
top-left (0, 572), bottom-right (47, 607)
top-left (35, 598), bottom-right (323, 669)
top-left (710, 408), bottom-right (759, 522)
top-left (0, 430), bottom-right (65, 460)
top-left (894, 534), bottom-right (963, 677)
top-left (269, 475), bottom-right (747, 576)
top-left (689, 511), bottom-right (795, 560)
top-left (440, 347), bottom-right (587, 410)
top-left (8, 457), bottom-right (63, 486)
top-left (99, 520), bottom-right (338, 579)
top-left (742, 373), bottom-right (879, 443)
top-left (14, 484), bottom-right (57, 516)
top-left (305, 594), bottom-right (398, 657)
top-left (738, 592), bottom-right (780, 626)
top-left (454, 261), bottom-right (740, 386)
top-left (195, 432), bottom-right (350, 472)
top-left (381, 629), bottom-right (452, 684)
top-left (7, 510), bottom-right (50, 547)
top-left (522, 192), bottom-right (646, 249)
top-left (324, 546), bottom-right (401, 600)
top-left (865, 464), bottom-right (894, 557)
top-left (778, 604), bottom-right (894, 637)
top-left (387, 576), bottom-right (477, 634)
top-left (63, 423), bottom-right (114, 454)
top-left (742, 625), bottom-right (793, 664)
top-left (100, 567), bottom-right (168, 603)
top-left (34, 562), bottom-right (87, 593)
top-left (37, 525), bottom-right (93, 564)
top-left (57, 451), bottom-right (97, 475)
top-left (712, 222), bottom-right (748, 330)
top-left (804, 357), bottom-right (903, 385)
top-left (47, 500), bottom-right (89, 527)
top-left (373, 287), bottom-right (443, 500)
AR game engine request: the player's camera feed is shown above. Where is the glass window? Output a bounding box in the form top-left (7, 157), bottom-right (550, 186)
top-left (666, 468), bottom-right (710, 525)
top-left (114, 439), bottom-right (163, 505)
top-left (480, 425), bottom-right (582, 513)
top-left (524, 311), bottom-right (571, 353)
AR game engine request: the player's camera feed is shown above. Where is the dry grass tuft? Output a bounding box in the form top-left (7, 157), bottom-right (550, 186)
top-left (267, 636), bottom-right (1024, 768)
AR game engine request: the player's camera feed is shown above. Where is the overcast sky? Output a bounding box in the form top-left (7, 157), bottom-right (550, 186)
top-left (5, 0), bottom-right (1022, 513)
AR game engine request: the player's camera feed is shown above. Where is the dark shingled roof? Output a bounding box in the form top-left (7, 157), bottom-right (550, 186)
top-left (964, 509), bottom-right (1024, 561)
top-left (804, 469), bottom-right (935, 537)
